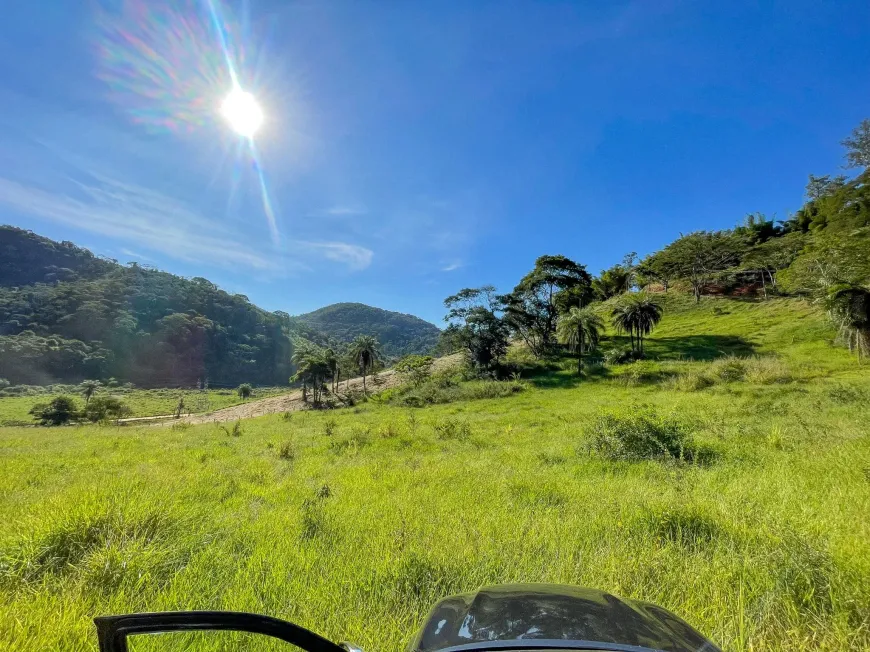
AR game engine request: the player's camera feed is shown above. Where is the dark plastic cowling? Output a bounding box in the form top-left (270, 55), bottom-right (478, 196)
top-left (410, 584), bottom-right (720, 652)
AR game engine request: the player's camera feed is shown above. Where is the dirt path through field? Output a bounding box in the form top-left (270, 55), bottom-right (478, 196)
top-left (120, 354), bottom-right (461, 426)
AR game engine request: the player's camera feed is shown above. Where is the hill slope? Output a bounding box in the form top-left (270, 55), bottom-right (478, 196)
top-left (0, 226), bottom-right (331, 387)
top-left (296, 302), bottom-right (440, 357)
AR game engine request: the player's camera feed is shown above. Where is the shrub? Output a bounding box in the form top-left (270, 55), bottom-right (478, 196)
top-left (323, 419), bottom-right (337, 437)
top-left (278, 441), bottom-right (296, 461)
top-left (617, 363), bottom-right (674, 387)
top-left (237, 383), bottom-right (253, 399)
top-left (82, 396), bottom-right (132, 422)
top-left (743, 357), bottom-right (793, 384)
top-left (603, 347), bottom-right (643, 365)
top-left (394, 378), bottom-right (524, 407)
top-left (377, 422), bottom-right (400, 439)
top-left (433, 418), bottom-right (471, 442)
top-left (709, 356), bottom-right (746, 382)
top-left (462, 380), bottom-right (525, 400)
top-left (394, 355), bottom-right (434, 387)
top-left (220, 421), bottom-right (243, 437)
top-left (586, 406), bottom-right (695, 461)
top-left (827, 384), bottom-right (866, 403)
top-left (670, 372), bottom-right (714, 392)
top-left (29, 396), bottom-right (79, 425)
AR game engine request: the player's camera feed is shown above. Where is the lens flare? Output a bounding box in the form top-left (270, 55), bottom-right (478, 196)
top-left (221, 87), bottom-right (263, 137)
top-left (94, 0), bottom-right (280, 244)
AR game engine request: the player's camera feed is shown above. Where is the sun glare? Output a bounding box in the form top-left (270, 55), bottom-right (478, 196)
top-left (221, 87), bottom-right (263, 138)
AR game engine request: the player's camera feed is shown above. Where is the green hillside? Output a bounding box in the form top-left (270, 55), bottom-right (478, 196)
top-left (2, 295), bottom-right (869, 651)
top-left (297, 302), bottom-right (441, 357)
top-left (0, 226), bottom-right (332, 387)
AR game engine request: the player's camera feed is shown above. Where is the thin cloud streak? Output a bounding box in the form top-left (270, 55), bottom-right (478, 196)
top-left (0, 174), bottom-right (373, 273)
top-left (120, 248), bottom-right (154, 262)
top-left (300, 241), bottom-right (374, 270)
top-left (322, 205), bottom-right (368, 216)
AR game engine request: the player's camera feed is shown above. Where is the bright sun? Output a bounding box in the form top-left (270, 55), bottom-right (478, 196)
top-left (220, 87), bottom-right (263, 138)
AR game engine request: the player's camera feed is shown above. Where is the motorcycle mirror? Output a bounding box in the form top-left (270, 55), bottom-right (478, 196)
top-left (94, 611), bottom-right (348, 652)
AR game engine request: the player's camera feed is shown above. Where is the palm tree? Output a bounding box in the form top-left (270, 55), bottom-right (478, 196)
top-left (610, 301), bottom-right (636, 352)
top-left (630, 295), bottom-right (664, 354)
top-left (349, 335), bottom-right (381, 395)
top-left (611, 294), bottom-right (663, 354)
top-left (292, 349), bottom-right (331, 405)
top-left (557, 307), bottom-right (604, 375)
top-left (291, 340), bottom-right (317, 402)
top-left (825, 283), bottom-right (870, 359)
top-left (80, 380), bottom-right (101, 405)
top-left (324, 348), bottom-right (338, 393)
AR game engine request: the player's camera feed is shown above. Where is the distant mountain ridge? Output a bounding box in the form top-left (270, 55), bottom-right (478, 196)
top-left (297, 302), bottom-right (440, 358)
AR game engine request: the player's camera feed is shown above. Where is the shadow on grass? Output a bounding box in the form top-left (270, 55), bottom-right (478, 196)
top-left (645, 335), bottom-right (756, 361)
top-left (528, 363), bottom-right (611, 389)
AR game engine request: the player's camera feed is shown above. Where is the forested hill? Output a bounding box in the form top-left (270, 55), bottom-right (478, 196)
top-left (0, 226), bottom-right (332, 387)
top-left (297, 302), bottom-right (440, 357)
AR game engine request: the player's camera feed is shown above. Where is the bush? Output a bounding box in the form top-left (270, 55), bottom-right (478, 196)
top-left (743, 357), bottom-right (793, 384)
top-left (673, 357), bottom-right (792, 390)
top-left (586, 406), bottom-right (695, 461)
top-left (237, 383), bottom-right (253, 399)
top-left (394, 355), bottom-right (434, 387)
top-left (82, 396), bottom-right (132, 422)
top-left (709, 357), bottom-right (746, 382)
top-left (29, 396), bottom-right (79, 425)
top-left (617, 362), bottom-right (675, 387)
top-left (278, 441), bottom-right (296, 461)
top-left (323, 419), bottom-right (337, 437)
top-left (433, 417), bottom-right (471, 441)
top-left (603, 347), bottom-right (643, 365)
top-left (670, 372), bottom-right (714, 392)
top-left (219, 421), bottom-right (243, 437)
top-left (393, 378), bottom-right (524, 407)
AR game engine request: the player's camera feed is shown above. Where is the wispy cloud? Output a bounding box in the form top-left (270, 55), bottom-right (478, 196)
top-left (441, 261), bottom-right (463, 272)
top-left (321, 205), bottom-right (368, 216)
top-left (120, 248), bottom-right (154, 262)
top-left (0, 175), bottom-right (286, 272)
top-left (0, 171), bottom-right (374, 274)
top-left (301, 241), bottom-right (374, 271)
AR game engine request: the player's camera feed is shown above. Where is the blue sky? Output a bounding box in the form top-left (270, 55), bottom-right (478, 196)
top-left (1, 1), bottom-right (868, 324)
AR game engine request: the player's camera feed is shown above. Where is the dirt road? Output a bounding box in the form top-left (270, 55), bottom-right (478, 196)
top-left (122, 354), bottom-right (461, 426)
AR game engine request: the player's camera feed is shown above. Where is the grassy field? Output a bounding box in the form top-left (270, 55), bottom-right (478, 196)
top-left (0, 386), bottom-right (291, 425)
top-left (1, 296), bottom-right (869, 651)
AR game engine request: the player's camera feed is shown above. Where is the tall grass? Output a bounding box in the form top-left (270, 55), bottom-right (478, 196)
top-left (1, 297), bottom-right (868, 651)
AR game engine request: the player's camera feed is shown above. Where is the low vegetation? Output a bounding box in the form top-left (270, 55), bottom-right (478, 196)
top-left (2, 294), bottom-right (869, 652)
top-left (0, 385), bottom-right (291, 426)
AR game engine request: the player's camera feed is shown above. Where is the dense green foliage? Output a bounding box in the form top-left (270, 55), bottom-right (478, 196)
top-left (0, 227), bottom-right (333, 387)
top-left (2, 296), bottom-right (868, 651)
top-left (297, 302), bottom-right (440, 358)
